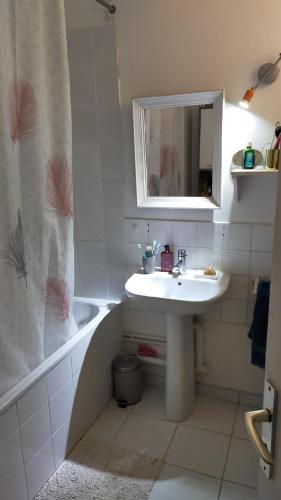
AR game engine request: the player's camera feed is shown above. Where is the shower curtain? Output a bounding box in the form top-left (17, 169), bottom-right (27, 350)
top-left (0, 0), bottom-right (75, 397)
top-left (146, 107), bottom-right (185, 196)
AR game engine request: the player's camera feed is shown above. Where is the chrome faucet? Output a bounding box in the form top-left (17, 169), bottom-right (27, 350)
top-left (172, 249), bottom-right (187, 276)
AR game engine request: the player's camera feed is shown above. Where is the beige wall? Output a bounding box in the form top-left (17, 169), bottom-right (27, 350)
top-left (115, 0), bottom-right (281, 222)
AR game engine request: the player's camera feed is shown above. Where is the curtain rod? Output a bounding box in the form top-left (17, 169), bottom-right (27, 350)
top-left (95, 0), bottom-right (116, 14)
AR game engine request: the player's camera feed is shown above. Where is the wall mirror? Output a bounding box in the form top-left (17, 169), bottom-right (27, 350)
top-left (132, 90), bottom-right (224, 209)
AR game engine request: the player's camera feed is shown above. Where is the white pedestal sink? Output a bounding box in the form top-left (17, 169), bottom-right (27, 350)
top-left (125, 270), bottom-right (230, 423)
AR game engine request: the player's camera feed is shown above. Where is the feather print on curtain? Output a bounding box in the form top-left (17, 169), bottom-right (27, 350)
top-left (10, 80), bottom-right (37, 143)
top-left (45, 278), bottom-right (70, 322)
top-left (0, 209), bottom-right (28, 286)
top-left (47, 155), bottom-right (74, 217)
top-left (0, 0), bottom-right (74, 398)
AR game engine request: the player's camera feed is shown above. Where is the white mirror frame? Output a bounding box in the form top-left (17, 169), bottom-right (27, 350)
top-left (132, 90), bottom-right (224, 210)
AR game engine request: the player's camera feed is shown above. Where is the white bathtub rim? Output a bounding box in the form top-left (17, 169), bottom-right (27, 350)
top-left (0, 297), bottom-right (120, 415)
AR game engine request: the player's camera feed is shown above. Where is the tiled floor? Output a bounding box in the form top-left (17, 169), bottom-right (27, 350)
top-left (81, 387), bottom-right (258, 499)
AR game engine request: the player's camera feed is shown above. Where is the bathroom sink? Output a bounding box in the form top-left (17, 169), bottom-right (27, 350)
top-left (125, 270), bottom-right (230, 315)
top-left (125, 269), bottom-right (230, 424)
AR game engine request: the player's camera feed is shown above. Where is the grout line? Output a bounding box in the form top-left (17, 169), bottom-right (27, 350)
top-left (217, 402), bottom-right (239, 498)
top-left (163, 423), bottom-right (179, 463)
top-left (222, 478), bottom-right (257, 490)
top-left (111, 405), bottom-right (132, 443)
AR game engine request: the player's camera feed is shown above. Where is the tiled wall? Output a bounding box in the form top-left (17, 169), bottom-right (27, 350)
top-left (0, 307), bottom-right (122, 500)
top-left (67, 21), bottom-right (126, 302)
top-left (67, 6), bottom-right (271, 399)
top-left (123, 219), bottom-right (273, 395)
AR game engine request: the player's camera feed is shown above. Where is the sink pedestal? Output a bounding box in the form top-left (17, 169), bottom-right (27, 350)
top-left (166, 313), bottom-right (195, 422)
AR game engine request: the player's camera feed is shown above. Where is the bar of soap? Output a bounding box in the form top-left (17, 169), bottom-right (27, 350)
top-left (204, 266), bottom-right (216, 276)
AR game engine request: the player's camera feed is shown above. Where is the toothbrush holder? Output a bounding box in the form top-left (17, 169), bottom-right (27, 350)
top-left (265, 149), bottom-right (279, 170)
top-left (142, 255), bottom-right (155, 274)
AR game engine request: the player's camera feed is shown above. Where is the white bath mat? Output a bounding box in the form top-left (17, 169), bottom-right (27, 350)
top-left (35, 439), bottom-right (162, 500)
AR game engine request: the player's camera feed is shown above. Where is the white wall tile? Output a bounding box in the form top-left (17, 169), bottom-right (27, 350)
top-left (222, 299), bottom-right (248, 324)
top-left (0, 405), bottom-right (18, 443)
top-left (79, 269), bottom-right (108, 299)
top-left (72, 141), bottom-right (101, 178)
top-left (93, 25), bottom-right (118, 70)
top-left (95, 61), bottom-right (119, 108)
top-left (2, 474), bottom-right (28, 500)
top-left (224, 224), bottom-right (252, 251)
top-left (195, 248), bottom-right (223, 270)
top-left (0, 431), bottom-right (24, 492)
top-left (71, 337), bottom-right (91, 376)
top-left (70, 67), bottom-right (95, 108)
top-left (78, 241), bottom-right (107, 270)
top-left (239, 392), bottom-right (263, 408)
top-left (96, 104), bottom-right (122, 141)
top-left (197, 222), bottom-right (224, 249)
top-left (17, 377), bottom-right (48, 426)
top-left (107, 271), bottom-right (126, 301)
top-left (250, 251), bottom-right (272, 277)
top-left (49, 380), bottom-right (74, 435)
top-left (47, 356), bottom-right (72, 399)
top-left (67, 28), bottom-right (93, 69)
top-left (52, 417), bottom-right (72, 469)
top-left (20, 404), bottom-right (52, 465)
top-left (73, 178), bottom-right (103, 211)
top-left (222, 250), bottom-right (250, 275)
top-left (72, 107), bottom-right (97, 143)
top-left (251, 224), bottom-right (274, 252)
top-left (125, 219), bottom-right (148, 244)
top-left (125, 242), bottom-right (144, 267)
top-left (172, 221), bottom-right (197, 246)
top-left (148, 220), bottom-right (173, 246)
top-left (225, 275), bottom-right (249, 300)
top-left (201, 301), bottom-right (222, 321)
top-left (173, 245), bottom-right (197, 269)
top-left (75, 210), bottom-right (105, 241)
top-left (106, 241), bottom-right (126, 271)
top-left (25, 440), bottom-right (55, 500)
top-left (196, 321), bottom-right (264, 394)
top-left (102, 179), bottom-right (124, 242)
top-left (100, 140), bottom-right (123, 179)
top-left (123, 308), bottom-right (166, 337)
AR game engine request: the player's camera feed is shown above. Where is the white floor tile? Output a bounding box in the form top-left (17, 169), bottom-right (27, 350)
top-left (149, 464), bottom-right (220, 500)
top-left (82, 408), bottom-right (128, 443)
top-left (224, 438), bottom-right (258, 488)
top-left (183, 397), bottom-right (237, 436)
top-left (220, 481), bottom-right (257, 499)
top-left (133, 387), bottom-right (166, 420)
top-left (233, 405), bottom-right (256, 440)
top-left (166, 425), bottom-right (230, 478)
top-left (114, 414), bottom-right (176, 459)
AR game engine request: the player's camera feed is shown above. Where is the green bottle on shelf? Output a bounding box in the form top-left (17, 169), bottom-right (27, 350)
top-left (243, 142), bottom-right (255, 169)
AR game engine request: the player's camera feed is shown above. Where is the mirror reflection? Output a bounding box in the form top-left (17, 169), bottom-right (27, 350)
top-left (145, 104), bottom-right (214, 197)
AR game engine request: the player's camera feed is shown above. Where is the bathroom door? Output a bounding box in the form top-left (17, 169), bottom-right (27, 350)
top-left (255, 164), bottom-right (281, 499)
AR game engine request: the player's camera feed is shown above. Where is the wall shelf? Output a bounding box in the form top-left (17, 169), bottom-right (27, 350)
top-left (231, 168), bottom-right (279, 201)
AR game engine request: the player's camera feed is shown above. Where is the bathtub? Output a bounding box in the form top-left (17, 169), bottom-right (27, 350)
top-left (0, 297), bottom-right (122, 500)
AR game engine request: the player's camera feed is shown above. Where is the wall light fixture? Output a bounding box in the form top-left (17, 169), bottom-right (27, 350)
top-left (239, 53), bottom-right (281, 109)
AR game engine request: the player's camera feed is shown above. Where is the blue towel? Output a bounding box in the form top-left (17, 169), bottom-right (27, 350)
top-left (248, 280), bottom-right (270, 369)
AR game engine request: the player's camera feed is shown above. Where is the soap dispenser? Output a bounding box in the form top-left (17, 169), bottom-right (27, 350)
top-left (161, 244), bottom-right (173, 272)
